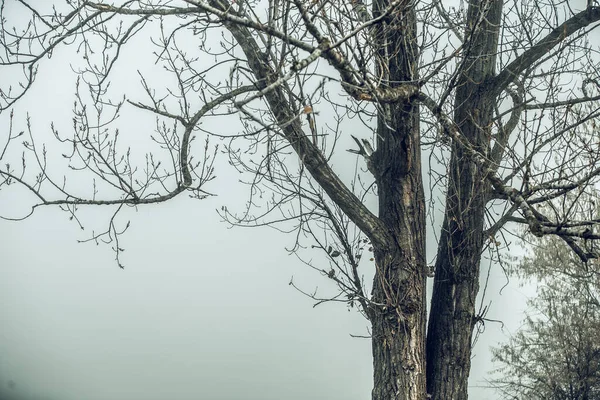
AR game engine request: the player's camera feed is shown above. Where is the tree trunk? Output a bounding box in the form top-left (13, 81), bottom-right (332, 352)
top-left (426, 2), bottom-right (503, 399)
top-left (370, 2), bottom-right (427, 399)
top-left (370, 100), bottom-right (427, 399)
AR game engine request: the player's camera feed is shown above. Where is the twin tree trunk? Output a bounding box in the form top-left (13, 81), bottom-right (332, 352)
top-left (370, 1), bottom-right (503, 400)
top-left (217, 0), bottom-right (600, 398)
top-left (229, 0), bottom-right (504, 398)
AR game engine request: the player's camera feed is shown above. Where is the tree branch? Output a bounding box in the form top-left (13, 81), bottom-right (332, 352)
top-left (219, 6), bottom-right (389, 248)
top-left (491, 6), bottom-right (600, 95)
top-left (418, 91), bottom-right (600, 261)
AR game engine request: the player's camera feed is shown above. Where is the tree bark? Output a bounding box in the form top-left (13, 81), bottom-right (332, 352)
top-left (370, 101), bottom-right (427, 400)
top-left (426, 2), bottom-right (503, 399)
top-left (370, 1), bottom-right (427, 399)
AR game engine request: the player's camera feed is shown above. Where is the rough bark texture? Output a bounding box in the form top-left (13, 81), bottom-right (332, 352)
top-left (426, 2), bottom-right (503, 399)
top-left (369, 1), bottom-right (427, 399)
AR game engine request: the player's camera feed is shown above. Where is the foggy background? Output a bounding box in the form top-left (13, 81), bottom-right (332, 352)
top-left (0, 196), bottom-right (534, 400)
top-left (0, 1), bottom-right (537, 399)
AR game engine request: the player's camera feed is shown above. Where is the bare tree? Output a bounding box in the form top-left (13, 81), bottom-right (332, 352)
top-left (2, 1), bottom-right (600, 399)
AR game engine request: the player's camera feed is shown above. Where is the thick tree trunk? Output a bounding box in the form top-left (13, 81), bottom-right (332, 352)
top-left (370, 2), bottom-right (427, 399)
top-left (370, 107), bottom-right (427, 400)
top-left (425, 183), bottom-right (487, 399)
top-left (370, 99), bottom-right (426, 399)
top-left (426, 2), bottom-right (503, 399)
top-left (370, 247), bottom-right (426, 400)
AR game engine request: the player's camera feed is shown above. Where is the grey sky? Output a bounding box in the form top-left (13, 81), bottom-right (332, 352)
top-left (2, 197), bottom-right (375, 400)
top-left (0, 1), bottom-right (543, 399)
top-left (1, 195), bottom-right (534, 400)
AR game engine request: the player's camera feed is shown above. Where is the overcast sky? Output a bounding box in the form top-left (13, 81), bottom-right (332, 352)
top-left (0, 1), bottom-right (540, 400)
top-left (0, 192), bottom-right (534, 400)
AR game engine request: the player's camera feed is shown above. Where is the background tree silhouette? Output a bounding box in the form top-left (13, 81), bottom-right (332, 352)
top-left (492, 213), bottom-right (600, 400)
